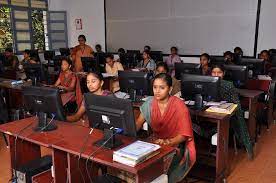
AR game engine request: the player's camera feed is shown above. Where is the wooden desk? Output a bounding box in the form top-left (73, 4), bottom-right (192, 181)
top-left (0, 117), bottom-right (175, 183)
top-left (0, 78), bottom-right (31, 111)
top-left (132, 102), bottom-right (232, 183)
top-left (237, 89), bottom-right (263, 142)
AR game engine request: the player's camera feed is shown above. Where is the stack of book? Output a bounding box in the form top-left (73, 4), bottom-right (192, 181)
top-left (206, 103), bottom-right (237, 114)
top-left (113, 140), bottom-right (161, 167)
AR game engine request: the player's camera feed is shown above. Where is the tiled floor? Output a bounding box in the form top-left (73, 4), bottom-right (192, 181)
top-left (1, 125), bottom-right (276, 183)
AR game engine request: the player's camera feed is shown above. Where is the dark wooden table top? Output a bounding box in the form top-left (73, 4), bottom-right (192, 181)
top-left (237, 88), bottom-right (264, 98)
top-left (0, 78), bottom-right (32, 90)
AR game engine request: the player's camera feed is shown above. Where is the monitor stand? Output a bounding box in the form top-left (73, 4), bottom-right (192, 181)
top-left (94, 128), bottom-right (123, 149)
top-left (33, 112), bottom-right (57, 132)
top-left (129, 89), bottom-right (136, 101)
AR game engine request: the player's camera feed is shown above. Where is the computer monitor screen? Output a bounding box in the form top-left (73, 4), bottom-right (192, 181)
top-left (23, 63), bottom-right (46, 83)
top-left (44, 51), bottom-right (55, 61)
top-left (22, 86), bottom-right (65, 131)
top-left (175, 63), bottom-right (201, 80)
top-left (210, 56), bottom-right (225, 66)
top-left (59, 48), bottom-right (70, 56)
top-left (81, 57), bottom-right (99, 72)
top-left (127, 50), bottom-right (141, 63)
top-left (224, 65), bottom-right (248, 87)
top-left (85, 93), bottom-right (137, 148)
top-left (181, 74), bottom-right (220, 102)
top-left (239, 58), bottom-right (264, 77)
top-left (118, 70), bottom-right (151, 97)
top-left (150, 51), bottom-right (163, 62)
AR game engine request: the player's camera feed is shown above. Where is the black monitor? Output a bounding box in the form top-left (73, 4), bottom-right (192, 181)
top-left (22, 86), bottom-right (65, 131)
top-left (23, 63), bottom-right (46, 84)
top-left (59, 48), bottom-right (70, 56)
top-left (81, 57), bottom-right (99, 72)
top-left (270, 55), bottom-right (276, 66)
top-left (239, 58), bottom-right (264, 77)
top-left (150, 51), bottom-right (163, 62)
top-left (52, 55), bottom-right (64, 71)
top-left (127, 50), bottom-right (141, 65)
top-left (210, 56), bottom-right (225, 66)
top-left (30, 50), bottom-right (40, 62)
top-left (224, 65), bottom-right (248, 87)
top-left (124, 53), bottom-right (140, 68)
top-left (44, 50), bottom-right (55, 61)
top-left (181, 74), bottom-right (221, 109)
top-left (175, 63), bottom-right (201, 80)
top-left (94, 52), bottom-right (106, 72)
top-left (85, 93), bottom-right (137, 149)
top-left (118, 70), bottom-right (151, 101)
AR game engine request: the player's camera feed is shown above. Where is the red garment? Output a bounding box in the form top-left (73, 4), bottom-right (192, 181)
top-left (150, 96), bottom-right (196, 165)
top-left (59, 72), bottom-right (83, 108)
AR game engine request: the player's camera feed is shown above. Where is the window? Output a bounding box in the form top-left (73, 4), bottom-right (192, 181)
top-left (0, 7), bottom-right (13, 52)
top-left (0, 1), bottom-right (66, 53)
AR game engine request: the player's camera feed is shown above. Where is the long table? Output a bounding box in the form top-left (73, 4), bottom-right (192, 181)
top-left (0, 117), bottom-right (175, 183)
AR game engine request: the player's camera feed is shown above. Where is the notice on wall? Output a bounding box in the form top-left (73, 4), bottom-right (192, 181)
top-left (75, 19), bottom-right (82, 30)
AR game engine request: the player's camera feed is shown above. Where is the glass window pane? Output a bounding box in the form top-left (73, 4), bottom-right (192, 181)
top-left (16, 32), bottom-right (30, 41)
top-left (50, 23), bottom-right (65, 30)
top-left (14, 10), bottom-right (28, 19)
top-left (52, 42), bottom-right (66, 50)
top-left (11, 0), bottom-right (29, 7)
top-left (31, 0), bottom-right (47, 9)
top-left (15, 22), bottom-right (29, 30)
top-left (50, 13), bottom-right (65, 21)
top-left (17, 43), bottom-right (31, 51)
top-left (51, 32), bottom-right (65, 40)
top-left (0, 0), bottom-right (8, 5)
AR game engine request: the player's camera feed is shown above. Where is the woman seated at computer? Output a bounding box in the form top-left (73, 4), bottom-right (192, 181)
top-left (71, 35), bottom-right (94, 72)
top-left (17, 49), bottom-right (37, 80)
top-left (155, 62), bottom-right (180, 95)
top-left (211, 64), bottom-right (253, 159)
top-left (105, 53), bottom-right (124, 92)
top-left (136, 73), bottom-right (196, 183)
top-left (54, 57), bottom-right (82, 108)
top-left (66, 71), bottom-right (112, 122)
top-left (165, 46), bottom-right (181, 76)
top-left (137, 50), bottom-right (156, 71)
top-left (199, 53), bottom-right (211, 76)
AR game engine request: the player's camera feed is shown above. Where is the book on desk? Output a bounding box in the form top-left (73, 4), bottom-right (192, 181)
top-left (113, 140), bottom-right (161, 167)
top-left (205, 103), bottom-right (237, 114)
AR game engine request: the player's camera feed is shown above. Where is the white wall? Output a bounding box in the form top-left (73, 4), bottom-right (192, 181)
top-left (48, 0), bottom-right (105, 50)
top-left (258, 0), bottom-right (276, 53)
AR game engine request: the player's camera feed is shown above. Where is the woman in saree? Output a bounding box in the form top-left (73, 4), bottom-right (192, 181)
top-left (136, 73), bottom-right (196, 183)
top-left (54, 57), bottom-right (82, 108)
top-left (71, 35), bottom-right (94, 72)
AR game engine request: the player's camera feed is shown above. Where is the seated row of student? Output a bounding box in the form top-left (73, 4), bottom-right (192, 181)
top-left (165, 46), bottom-right (181, 76)
top-left (105, 54), bottom-right (124, 92)
top-left (137, 50), bottom-right (156, 71)
top-left (71, 35), bottom-right (94, 72)
top-left (136, 73), bottom-right (196, 183)
top-left (66, 71), bottom-right (113, 122)
top-left (211, 64), bottom-right (253, 158)
top-left (155, 62), bottom-right (180, 96)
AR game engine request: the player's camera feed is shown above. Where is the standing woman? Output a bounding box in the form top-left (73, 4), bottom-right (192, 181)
top-left (199, 53), bottom-right (211, 76)
top-left (165, 46), bottom-right (181, 76)
top-left (211, 64), bottom-right (253, 158)
top-left (136, 73), bottom-right (196, 183)
top-left (71, 35), bottom-right (94, 72)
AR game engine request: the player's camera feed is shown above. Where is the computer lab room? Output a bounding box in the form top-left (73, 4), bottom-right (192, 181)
top-left (1, 0), bottom-right (276, 183)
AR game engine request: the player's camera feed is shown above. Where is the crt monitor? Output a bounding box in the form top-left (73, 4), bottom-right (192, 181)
top-left (94, 52), bottom-right (106, 72)
top-left (85, 93), bottom-right (137, 149)
top-left (81, 57), bottom-right (99, 72)
top-left (124, 53), bottom-right (140, 68)
top-left (239, 58), bottom-right (264, 77)
top-left (44, 51), bottom-right (55, 61)
top-left (210, 56), bottom-right (225, 66)
top-left (175, 63), bottom-right (201, 80)
top-left (127, 50), bottom-right (141, 62)
top-left (59, 48), bottom-right (70, 56)
top-left (118, 70), bottom-right (151, 101)
top-left (224, 65), bottom-right (248, 87)
top-left (181, 74), bottom-right (221, 108)
top-left (22, 86), bottom-right (65, 131)
top-left (150, 51), bottom-right (163, 62)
